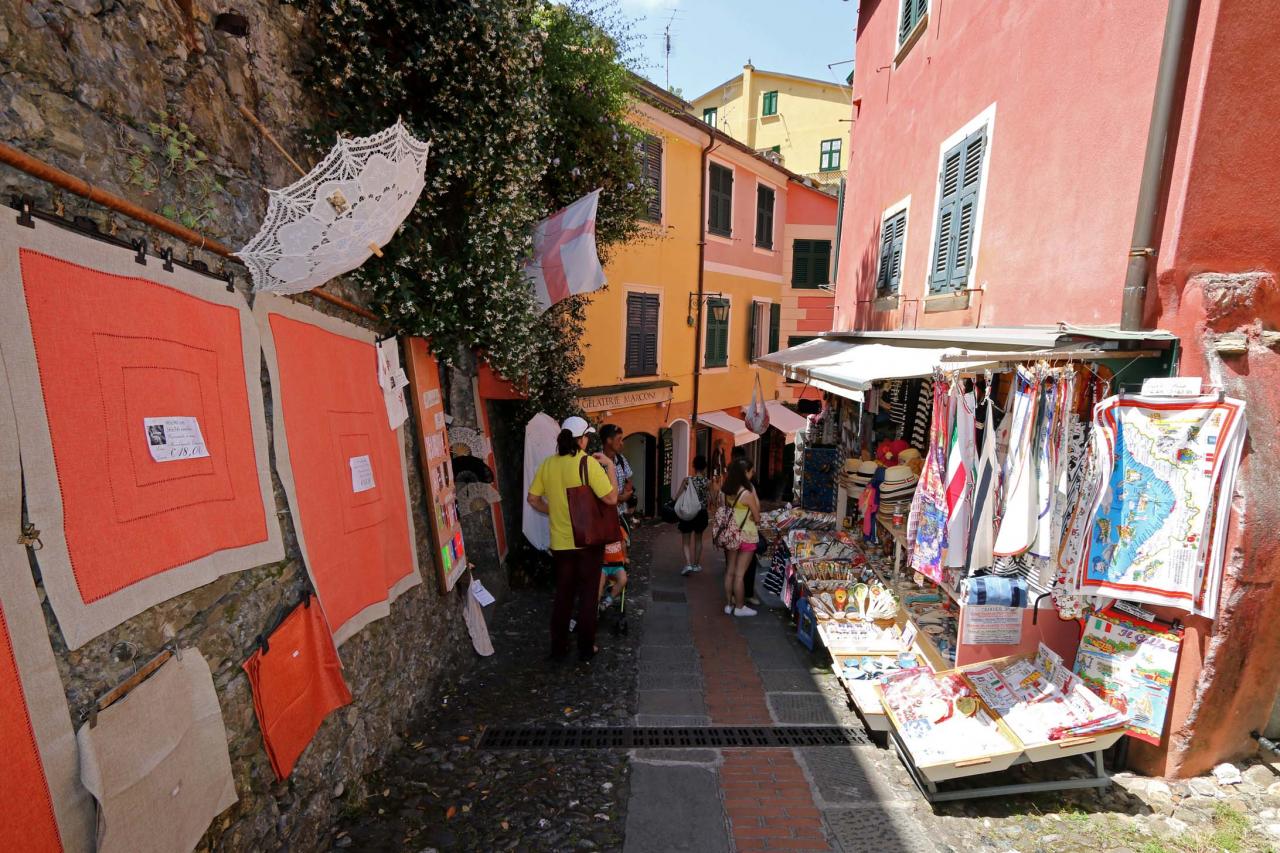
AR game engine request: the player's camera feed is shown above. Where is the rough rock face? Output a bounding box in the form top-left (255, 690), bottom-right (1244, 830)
top-left (1, 3), bottom-right (483, 849)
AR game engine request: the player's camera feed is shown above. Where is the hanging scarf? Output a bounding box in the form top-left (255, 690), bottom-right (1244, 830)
top-left (965, 385), bottom-right (1000, 576)
top-left (944, 386), bottom-right (977, 568)
top-left (992, 367), bottom-right (1039, 560)
top-left (907, 379), bottom-right (951, 584)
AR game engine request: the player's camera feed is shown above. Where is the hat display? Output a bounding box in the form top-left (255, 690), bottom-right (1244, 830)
top-left (898, 447), bottom-right (922, 464)
top-left (561, 416), bottom-right (595, 438)
top-left (882, 465), bottom-right (917, 485)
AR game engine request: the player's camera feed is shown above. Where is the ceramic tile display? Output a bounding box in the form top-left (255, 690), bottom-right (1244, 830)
top-left (0, 215), bottom-right (284, 649)
top-left (255, 294), bottom-right (420, 645)
top-left (0, 350), bottom-right (94, 853)
top-left (77, 651), bottom-right (237, 853)
top-left (403, 337), bottom-right (468, 593)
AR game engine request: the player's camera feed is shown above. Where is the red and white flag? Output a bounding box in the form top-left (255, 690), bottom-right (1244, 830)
top-left (526, 189), bottom-right (607, 312)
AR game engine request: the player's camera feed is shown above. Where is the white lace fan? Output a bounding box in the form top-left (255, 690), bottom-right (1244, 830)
top-left (236, 113), bottom-right (430, 295)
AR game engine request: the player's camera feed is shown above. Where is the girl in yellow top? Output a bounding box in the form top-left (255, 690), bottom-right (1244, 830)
top-left (720, 460), bottom-right (760, 617)
top-left (527, 416), bottom-right (618, 661)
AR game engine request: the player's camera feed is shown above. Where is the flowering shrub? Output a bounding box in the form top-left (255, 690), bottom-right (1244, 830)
top-left (292, 0), bottom-right (647, 416)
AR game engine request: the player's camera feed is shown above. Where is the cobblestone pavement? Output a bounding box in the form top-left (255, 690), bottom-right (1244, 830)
top-left (331, 522), bottom-right (1280, 852)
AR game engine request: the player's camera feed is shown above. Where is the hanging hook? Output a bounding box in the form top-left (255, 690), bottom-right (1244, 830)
top-left (131, 237), bottom-right (147, 265)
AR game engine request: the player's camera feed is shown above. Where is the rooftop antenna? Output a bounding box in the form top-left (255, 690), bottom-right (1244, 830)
top-left (664, 8), bottom-right (677, 91)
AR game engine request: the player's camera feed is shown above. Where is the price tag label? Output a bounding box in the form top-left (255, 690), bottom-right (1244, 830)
top-left (1141, 376), bottom-right (1202, 396)
top-left (349, 455), bottom-right (375, 493)
top-left (144, 417), bottom-right (210, 462)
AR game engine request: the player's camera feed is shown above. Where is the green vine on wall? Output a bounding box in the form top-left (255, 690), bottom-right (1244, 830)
top-left (117, 109), bottom-right (225, 231)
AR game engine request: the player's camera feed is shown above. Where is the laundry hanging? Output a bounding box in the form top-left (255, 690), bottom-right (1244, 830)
top-left (243, 596), bottom-right (352, 781)
top-left (0, 214), bottom-right (284, 649)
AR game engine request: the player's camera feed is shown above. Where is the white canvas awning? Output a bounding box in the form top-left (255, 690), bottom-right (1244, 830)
top-left (696, 410), bottom-right (758, 446)
top-left (764, 401), bottom-right (810, 443)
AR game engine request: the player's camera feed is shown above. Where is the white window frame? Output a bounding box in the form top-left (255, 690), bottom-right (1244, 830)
top-left (875, 195), bottom-right (911, 297)
top-left (621, 285), bottom-right (664, 379)
top-left (924, 103), bottom-right (997, 298)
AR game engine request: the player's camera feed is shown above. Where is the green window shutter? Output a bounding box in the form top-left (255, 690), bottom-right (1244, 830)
top-left (755, 185), bottom-right (775, 249)
top-left (747, 301), bottom-right (759, 361)
top-left (625, 293), bottom-right (660, 376)
top-left (899, 0), bottom-right (914, 41)
top-left (704, 298), bottom-right (729, 367)
top-left (768, 303), bottom-right (781, 353)
top-left (709, 164), bottom-right (733, 237)
top-left (813, 240), bottom-right (832, 286)
top-left (642, 134), bottom-right (662, 223)
top-left (930, 141), bottom-right (964, 292)
top-left (792, 239), bottom-right (812, 287)
top-left (762, 91), bottom-right (777, 117)
top-left (625, 294), bottom-right (643, 375)
top-left (878, 211), bottom-right (907, 295)
top-left (641, 293), bottom-right (659, 374)
top-left (950, 128), bottom-right (987, 289)
top-left (889, 211), bottom-right (906, 293)
top-left (703, 107), bottom-right (717, 125)
top-left (876, 221), bottom-right (894, 293)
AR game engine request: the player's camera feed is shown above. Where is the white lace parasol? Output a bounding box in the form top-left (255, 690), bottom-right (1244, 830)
top-left (236, 120), bottom-right (430, 294)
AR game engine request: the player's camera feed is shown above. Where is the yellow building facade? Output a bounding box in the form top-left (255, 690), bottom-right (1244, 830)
top-left (689, 65), bottom-right (852, 193)
top-left (577, 83), bottom-right (837, 512)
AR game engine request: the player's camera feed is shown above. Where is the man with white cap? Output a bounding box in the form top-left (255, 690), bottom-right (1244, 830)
top-left (528, 416), bottom-right (619, 661)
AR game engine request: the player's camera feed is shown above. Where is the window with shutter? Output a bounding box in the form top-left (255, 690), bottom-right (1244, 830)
top-left (703, 107), bottom-right (717, 126)
top-left (929, 127), bottom-right (987, 293)
top-left (768, 303), bottom-right (781, 353)
top-left (876, 210), bottom-right (907, 296)
top-left (748, 300), bottom-right (760, 361)
top-left (792, 239), bottom-right (812, 287)
top-left (624, 293), bottom-right (660, 376)
top-left (812, 240), bottom-right (832, 286)
top-left (708, 163), bottom-right (733, 237)
top-left (762, 91), bottom-right (778, 117)
top-left (898, 0), bottom-right (929, 47)
top-left (755, 185), bottom-right (775, 249)
top-left (641, 134), bottom-right (662, 223)
top-left (704, 298), bottom-right (729, 368)
top-left (819, 139), bottom-right (842, 172)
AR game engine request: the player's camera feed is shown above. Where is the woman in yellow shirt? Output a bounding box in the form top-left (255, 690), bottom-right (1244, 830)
top-left (527, 416), bottom-right (618, 661)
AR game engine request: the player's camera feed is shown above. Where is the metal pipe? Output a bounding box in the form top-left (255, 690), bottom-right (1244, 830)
top-left (691, 136), bottom-right (716, 447)
top-left (0, 141), bottom-right (381, 323)
top-left (1120, 0), bottom-right (1194, 331)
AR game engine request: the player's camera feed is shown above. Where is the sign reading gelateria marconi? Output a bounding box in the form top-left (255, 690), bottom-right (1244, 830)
top-left (579, 385), bottom-right (673, 413)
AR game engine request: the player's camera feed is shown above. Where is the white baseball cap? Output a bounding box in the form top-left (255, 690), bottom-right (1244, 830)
top-left (561, 416), bottom-right (595, 438)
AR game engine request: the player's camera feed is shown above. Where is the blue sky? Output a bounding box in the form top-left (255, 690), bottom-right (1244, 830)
top-left (612, 0), bottom-right (859, 99)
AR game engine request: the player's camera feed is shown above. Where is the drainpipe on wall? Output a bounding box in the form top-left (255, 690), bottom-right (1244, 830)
top-left (1120, 0), bottom-right (1194, 331)
top-left (691, 135), bottom-right (717, 448)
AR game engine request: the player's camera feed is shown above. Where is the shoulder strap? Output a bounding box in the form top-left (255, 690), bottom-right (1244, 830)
top-left (579, 454), bottom-right (589, 485)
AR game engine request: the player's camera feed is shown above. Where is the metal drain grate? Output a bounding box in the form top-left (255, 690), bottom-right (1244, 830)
top-left (478, 726), bottom-right (869, 750)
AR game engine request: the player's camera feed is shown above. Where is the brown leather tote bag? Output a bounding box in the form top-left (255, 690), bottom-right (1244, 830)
top-left (568, 456), bottom-right (622, 548)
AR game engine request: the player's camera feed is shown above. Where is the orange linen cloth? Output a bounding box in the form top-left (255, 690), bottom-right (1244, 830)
top-left (266, 312), bottom-right (416, 636)
top-left (19, 250), bottom-right (269, 603)
top-left (0, 602), bottom-right (62, 852)
top-left (243, 597), bottom-right (352, 779)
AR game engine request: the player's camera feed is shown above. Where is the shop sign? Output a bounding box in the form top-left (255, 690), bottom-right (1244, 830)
top-left (579, 385), bottom-right (673, 413)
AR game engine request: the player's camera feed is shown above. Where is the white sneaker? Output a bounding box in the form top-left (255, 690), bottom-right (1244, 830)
top-left (733, 606), bottom-right (758, 617)
top-left (692, 564), bottom-right (703, 573)
top-left (724, 605), bottom-right (733, 615)
top-left (681, 565), bottom-right (696, 576)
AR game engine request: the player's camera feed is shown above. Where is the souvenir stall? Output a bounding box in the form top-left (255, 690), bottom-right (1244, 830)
top-left (759, 332), bottom-right (1244, 801)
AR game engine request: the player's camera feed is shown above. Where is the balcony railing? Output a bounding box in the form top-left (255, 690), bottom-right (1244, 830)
top-left (800, 170), bottom-right (846, 195)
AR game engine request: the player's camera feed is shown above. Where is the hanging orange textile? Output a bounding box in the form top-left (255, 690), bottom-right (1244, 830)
top-left (243, 596), bottom-right (352, 780)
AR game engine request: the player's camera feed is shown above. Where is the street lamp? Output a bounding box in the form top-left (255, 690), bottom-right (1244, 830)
top-left (688, 291), bottom-right (728, 326)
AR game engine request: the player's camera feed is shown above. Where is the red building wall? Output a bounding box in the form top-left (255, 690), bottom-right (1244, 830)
top-left (838, 0), bottom-right (1280, 777)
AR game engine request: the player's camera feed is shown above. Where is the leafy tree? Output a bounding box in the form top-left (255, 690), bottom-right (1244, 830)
top-left (291, 0), bottom-right (647, 418)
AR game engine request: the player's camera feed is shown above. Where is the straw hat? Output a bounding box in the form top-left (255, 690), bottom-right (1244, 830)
top-left (883, 465), bottom-right (916, 485)
top-left (898, 447), bottom-right (922, 464)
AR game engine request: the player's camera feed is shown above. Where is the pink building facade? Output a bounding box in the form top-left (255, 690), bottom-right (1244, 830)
top-left (836, 0), bottom-right (1280, 777)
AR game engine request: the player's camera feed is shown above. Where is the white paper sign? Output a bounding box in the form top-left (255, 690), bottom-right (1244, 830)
top-left (961, 605), bottom-right (1024, 646)
top-left (376, 339), bottom-right (410, 430)
top-left (470, 580), bottom-right (495, 607)
top-left (349, 455), bottom-right (375, 493)
top-left (1141, 376), bottom-right (1202, 396)
top-left (423, 388), bottom-right (441, 409)
top-left (900, 621), bottom-right (918, 652)
top-left (144, 417), bottom-right (210, 462)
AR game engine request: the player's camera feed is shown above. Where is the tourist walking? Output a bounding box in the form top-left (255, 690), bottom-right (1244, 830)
top-left (717, 460), bottom-right (761, 616)
top-left (677, 454), bottom-right (711, 576)
top-left (527, 416), bottom-right (618, 661)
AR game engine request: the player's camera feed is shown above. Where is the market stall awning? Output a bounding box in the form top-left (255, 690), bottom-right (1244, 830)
top-left (696, 410), bottom-right (758, 446)
top-left (764, 401), bottom-right (810, 443)
top-left (757, 340), bottom-right (1005, 399)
